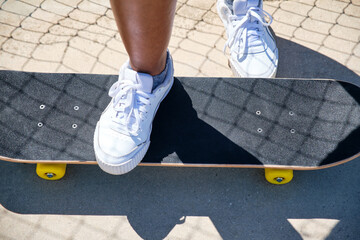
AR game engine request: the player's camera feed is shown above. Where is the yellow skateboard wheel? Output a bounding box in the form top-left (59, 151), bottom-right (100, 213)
top-left (265, 168), bottom-right (293, 185)
top-left (36, 163), bottom-right (67, 180)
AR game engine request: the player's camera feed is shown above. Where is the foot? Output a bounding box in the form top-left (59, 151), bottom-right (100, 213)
top-left (217, 0), bottom-right (278, 78)
top-left (94, 56), bottom-right (174, 175)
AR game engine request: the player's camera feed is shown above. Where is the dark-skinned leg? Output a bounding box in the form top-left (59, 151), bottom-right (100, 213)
top-left (110, 0), bottom-right (177, 76)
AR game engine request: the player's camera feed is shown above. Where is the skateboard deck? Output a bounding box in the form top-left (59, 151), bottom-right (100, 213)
top-left (1, 71), bottom-right (359, 183)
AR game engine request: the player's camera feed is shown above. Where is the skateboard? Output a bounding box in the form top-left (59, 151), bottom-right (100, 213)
top-left (0, 70), bottom-right (359, 184)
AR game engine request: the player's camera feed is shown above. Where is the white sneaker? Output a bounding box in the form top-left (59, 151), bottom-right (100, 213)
top-left (94, 56), bottom-right (174, 175)
top-left (217, 0), bottom-right (278, 78)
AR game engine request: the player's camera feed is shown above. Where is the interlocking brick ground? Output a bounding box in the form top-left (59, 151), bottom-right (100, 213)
top-left (0, 0), bottom-right (358, 76)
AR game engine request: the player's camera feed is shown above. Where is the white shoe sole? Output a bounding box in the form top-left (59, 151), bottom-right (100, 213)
top-left (94, 76), bottom-right (174, 175)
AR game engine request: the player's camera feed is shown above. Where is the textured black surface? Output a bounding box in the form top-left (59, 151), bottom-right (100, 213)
top-left (0, 71), bottom-right (359, 167)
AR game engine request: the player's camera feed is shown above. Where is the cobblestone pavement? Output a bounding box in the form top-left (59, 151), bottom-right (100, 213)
top-left (0, 0), bottom-right (360, 240)
top-left (0, 0), bottom-right (359, 76)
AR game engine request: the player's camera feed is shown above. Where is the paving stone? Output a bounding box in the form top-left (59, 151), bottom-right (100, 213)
top-left (353, 43), bottom-right (360, 57)
top-left (263, 4), bottom-right (278, 15)
top-left (211, 2), bottom-right (218, 13)
top-left (40, 33), bottom-right (71, 44)
top-left (49, 25), bottom-right (77, 36)
top-left (187, 0), bottom-right (214, 10)
top-left (352, 0), bottom-right (360, 5)
top-left (169, 36), bottom-right (183, 48)
top-left (0, 23), bottom-right (16, 37)
top-left (41, 0), bottom-right (73, 16)
top-left (11, 28), bottom-right (43, 43)
top-left (96, 16), bottom-right (117, 31)
top-left (323, 35), bottom-right (356, 54)
top-left (106, 9), bottom-right (114, 20)
top-left (177, 4), bottom-right (207, 21)
top-left (308, 7), bottom-right (340, 23)
top-left (21, 17), bottom-right (52, 33)
top-left (0, 35), bottom-right (6, 46)
top-left (280, 1), bottom-right (312, 16)
top-left (301, 18), bottom-right (333, 35)
top-left (200, 59), bottom-right (232, 77)
top-left (38, 216), bottom-right (81, 238)
top-left (23, 59), bottom-right (59, 72)
top-left (319, 46), bottom-right (350, 65)
top-left (173, 60), bottom-right (200, 76)
top-left (0, 51), bottom-right (27, 70)
top-left (180, 39), bottom-right (212, 55)
top-left (172, 26), bottom-right (189, 38)
top-left (106, 38), bottom-right (126, 53)
top-left (315, 0), bottom-right (348, 13)
top-left (57, 64), bottom-right (77, 73)
top-left (174, 15), bottom-right (198, 30)
top-left (172, 48), bottom-right (206, 69)
top-left (1, 0), bottom-right (36, 16)
top-left (59, 18), bottom-right (88, 30)
top-left (85, 25), bottom-right (116, 37)
top-left (202, 11), bottom-right (223, 26)
top-left (89, 0), bottom-right (111, 8)
top-left (32, 42), bottom-right (67, 62)
top-left (294, 28), bottom-right (326, 45)
top-left (77, 30), bottom-right (110, 44)
top-left (92, 62), bottom-right (117, 74)
top-left (215, 37), bottom-right (227, 52)
top-left (273, 9), bottom-right (306, 27)
top-left (168, 46), bottom-right (177, 53)
top-left (78, 0), bottom-right (107, 15)
top-left (57, 0), bottom-right (80, 7)
top-left (298, 0), bottom-right (317, 5)
top-left (344, 4), bottom-right (360, 17)
top-left (188, 30), bottom-right (220, 47)
top-left (271, 21), bottom-right (297, 38)
top-left (63, 47), bottom-right (97, 72)
top-left (0, 10), bottom-right (25, 27)
top-left (195, 21), bottom-right (225, 35)
top-left (265, 1), bottom-right (281, 8)
top-left (31, 8), bottom-right (64, 24)
top-left (337, 14), bottom-right (360, 30)
top-left (330, 24), bottom-right (360, 42)
top-left (98, 48), bottom-right (127, 69)
top-left (347, 55), bottom-right (360, 72)
top-left (20, 0), bottom-right (44, 7)
top-left (207, 48), bottom-right (230, 69)
top-left (176, 2), bottom-right (184, 12)
top-left (2, 38), bottom-right (36, 57)
top-left (70, 36), bottom-right (104, 57)
top-left (291, 38), bottom-right (320, 51)
top-left (69, 9), bottom-right (99, 24)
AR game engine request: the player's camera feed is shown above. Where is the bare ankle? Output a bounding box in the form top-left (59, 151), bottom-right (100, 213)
top-left (129, 53), bottom-right (167, 76)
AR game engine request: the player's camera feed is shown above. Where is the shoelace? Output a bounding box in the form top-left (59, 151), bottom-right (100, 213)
top-left (224, 6), bottom-right (272, 55)
top-left (109, 80), bottom-right (153, 136)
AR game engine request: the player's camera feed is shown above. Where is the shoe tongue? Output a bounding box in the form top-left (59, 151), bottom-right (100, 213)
top-left (233, 0), bottom-right (259, 15)
top-left (123, 67), bottom-right (153, 93)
